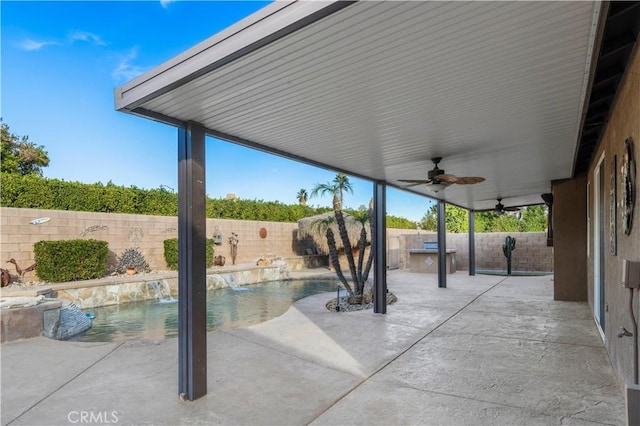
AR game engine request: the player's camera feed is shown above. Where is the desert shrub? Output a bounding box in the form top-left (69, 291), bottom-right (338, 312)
top-left (163, 238), bottom-right (214, 270)
top-left (34, 239), bottom-right (109, 282)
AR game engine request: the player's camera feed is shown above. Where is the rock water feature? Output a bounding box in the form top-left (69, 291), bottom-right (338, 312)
top-left (148, 281), bottom-right (176, 303)
top-left (223, 274), bottom-right (251, 291)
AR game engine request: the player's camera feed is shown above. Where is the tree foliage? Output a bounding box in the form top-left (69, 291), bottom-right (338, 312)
top-left (387, 215), bottom-right (418, 229)
top-left (521, 204), bottom-right (547, 232)
top-left (420, 203), bottom-right (548, 233)
top-left (420, 204), bottom-right (470, 232)
top-left (1, 123), bottom-right (50, 176)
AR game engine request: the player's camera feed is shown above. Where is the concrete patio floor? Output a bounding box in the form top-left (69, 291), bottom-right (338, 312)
top-left (1, 270), bottom-right (625, 425)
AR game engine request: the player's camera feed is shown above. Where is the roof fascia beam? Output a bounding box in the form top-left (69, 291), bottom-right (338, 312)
top-left (115, 1), bottom-right (355, 114)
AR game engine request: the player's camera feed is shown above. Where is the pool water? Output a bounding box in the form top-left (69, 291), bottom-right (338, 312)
top-left (73, 280), bottom-right (338, 342)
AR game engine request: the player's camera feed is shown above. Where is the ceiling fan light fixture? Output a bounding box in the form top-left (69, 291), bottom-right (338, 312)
top-left (426, 182), bottom-right (448, 193)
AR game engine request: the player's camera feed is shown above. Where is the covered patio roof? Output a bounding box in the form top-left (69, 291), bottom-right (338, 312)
top-left (113, 0), bottom-right (640, 402)
top-left (116, 1), bottom-right (608, 211)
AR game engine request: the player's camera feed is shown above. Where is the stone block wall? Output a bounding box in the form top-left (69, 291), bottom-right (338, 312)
top-left (401, 231), bottom-right (553, 272)
top-left (0, 207), bottom-right (553, 282)
top-left (0, 207), bottom-right (315, 279)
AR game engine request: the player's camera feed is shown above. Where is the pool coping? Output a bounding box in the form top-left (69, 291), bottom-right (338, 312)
top-left (0, 264), bottom-right (282, 296)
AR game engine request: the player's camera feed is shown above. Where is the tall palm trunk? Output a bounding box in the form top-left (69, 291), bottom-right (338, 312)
top-left (326, 227), bottom-right (353, 294)
top-left (333, 195), bottom-right (359, 293)
top-left (356, 226), bottom-right (367, 292)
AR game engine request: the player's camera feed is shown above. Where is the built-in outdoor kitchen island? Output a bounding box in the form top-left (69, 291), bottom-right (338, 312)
top-left (408, 241), bottom-right (457, 274)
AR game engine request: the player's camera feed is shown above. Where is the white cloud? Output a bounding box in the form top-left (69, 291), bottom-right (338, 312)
top-left (160, 0), bottom-right (175, 9)
top-left (17, 39), bottom-right (60, 51)
top-left (70, 31), bottom-right (107, 46)
top-left (112, 47), bottom-right (148, 83)
top-left (17, 30), bottom-right (106, 52)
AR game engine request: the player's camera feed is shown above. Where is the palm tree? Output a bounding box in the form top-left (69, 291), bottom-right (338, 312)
top-left (310, 215), bottom-right (354, 294)
top-left (333, 173), bottom-right (353, 208)
top-left (306, 174), bottom-right (372, 302)
top-left (296, 189), bottom-right (308, 206)
top-left (310, 173), bottom-right (353, 209)
top-left (331, 194), bottom-right (359, 288)
top-left (310, 181), bottom-right (337, 207)
top-left (350, 207), bottom-right (374, 291)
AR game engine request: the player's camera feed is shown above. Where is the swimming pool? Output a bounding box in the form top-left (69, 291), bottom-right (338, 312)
top-left (73, 279), bottom-right (339, 342)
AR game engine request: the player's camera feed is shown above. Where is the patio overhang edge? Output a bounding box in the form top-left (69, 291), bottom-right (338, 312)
top-left (114, 0), bottom-right (356, 114)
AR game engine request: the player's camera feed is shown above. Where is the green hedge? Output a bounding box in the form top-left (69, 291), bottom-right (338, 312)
top-left (0, 173), bottom-right (178, 216)
top-left (386, 215), bottom-right (417, 229)
top-left (0, 173), bottom-right (418, 226)
top-left (34, 239), bottom-right (109, 282)
top-left (163, 238), bottom-right (215, 270)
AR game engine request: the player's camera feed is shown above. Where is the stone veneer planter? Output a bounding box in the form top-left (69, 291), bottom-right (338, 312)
top-left (0, 299), bottom-right (61, 343)
top-left (51, 265), bottom-right (288, 309)
top-left (0, 264), bottom-right (297, 310)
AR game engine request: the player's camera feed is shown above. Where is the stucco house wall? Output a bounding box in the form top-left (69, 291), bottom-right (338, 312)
top-left (552, 175), bottom-right (588, 302)
top-left (584, 43), bottom-right (640, 384)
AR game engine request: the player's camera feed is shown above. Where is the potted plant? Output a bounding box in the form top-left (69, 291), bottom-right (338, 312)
top-left (116, 247), bottom-right (150, 275)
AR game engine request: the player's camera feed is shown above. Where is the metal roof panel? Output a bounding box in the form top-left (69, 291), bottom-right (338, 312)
top-left (116, 1), bottom-right (603, 211)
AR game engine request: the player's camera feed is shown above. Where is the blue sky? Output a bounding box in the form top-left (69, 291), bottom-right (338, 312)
top-left (2, 1), bottom-right (434, 221)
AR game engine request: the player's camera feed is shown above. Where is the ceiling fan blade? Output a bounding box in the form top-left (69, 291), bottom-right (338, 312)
top-left (398, 179), bottom-right (431, 187)
top-left (398, 179), bottom-right (431, 184)
top-left (453, 176), bottom-right (486, 185)
top-left (504, 206), bottom-right (520, 211)
top-left (434, 174), bottom-right (459, 184)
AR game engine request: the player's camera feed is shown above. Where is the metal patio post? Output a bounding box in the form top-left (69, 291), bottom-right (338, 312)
top-left (178, 122), bottom-right (207, 400)
top-left (437, 199), bottom-right (447, 288)
top-left (469, 209), bottom-right (476, 276)
top-left (374, 181), bottom-right (387, 313)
